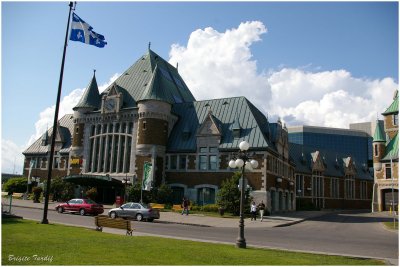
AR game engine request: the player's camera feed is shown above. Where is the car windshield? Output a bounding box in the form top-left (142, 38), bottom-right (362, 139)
top-left (85, 199), bottom-right (97, 204)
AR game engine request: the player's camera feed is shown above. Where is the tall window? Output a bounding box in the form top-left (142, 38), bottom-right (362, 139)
top-left (88, 122), bottom-right (133, 173)
top-left (360, 181), bottom-right (368, 199)
top-left (345, 176), bottom-right (355, 199)
top-left (199, 155), bottom-right (207, 170)
top-left (296, 174), bottom-right (304, 196)
top-left (198, 146), bottom-right (218, 171)
top-left (394, 114), bottom-right (398, 126)
top-left (385, 164), bottom-right (392, 179)
top-left (331, 178), bottom-right (339, 198)
top-left (170, 155), bottom-right (177, 170)
top-left (179, 155), bottom-right (186, 170)
top-left (312, 171), bottom-right (324, 198)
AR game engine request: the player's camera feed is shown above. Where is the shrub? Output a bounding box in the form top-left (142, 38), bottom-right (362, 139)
top-left (50, 177), bottom-right (75, 201)
top-left (3, 177), bottom-right (28, 193)
top-left (155, 184), bottom-right (173, 204)
top-left (217, 172), bottom-right (252, 215)
top-left (32, 186), bottom-right (43, 203)
top-left (201, 204), bottom-right (219, 212)
top-left (85, 187), bottom-right (98, 200)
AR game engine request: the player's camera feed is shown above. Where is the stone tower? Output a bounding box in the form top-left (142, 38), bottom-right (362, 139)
top-left (70, 72), bottom-right (101, 175)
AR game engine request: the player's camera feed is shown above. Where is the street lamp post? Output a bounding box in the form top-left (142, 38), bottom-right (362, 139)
top-left (229, 140), bottom-right (258, 249)
top-left (122, 175), bottom-right (131, 204)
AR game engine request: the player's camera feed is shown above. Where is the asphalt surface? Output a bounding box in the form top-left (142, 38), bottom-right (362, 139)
top-left (5, 202), bottom-right (399, 265)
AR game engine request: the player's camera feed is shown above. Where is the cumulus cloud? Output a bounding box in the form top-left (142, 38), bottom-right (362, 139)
top-left (268, 69), bottom-right (397, 128)
top-left (169, 21), bottom-right (271, 112)
top-left (26, 73), bottom-right (119, 146)
top-left (2, 139), bottom-right (25, 174)
top-left (168, 21), bottom-right (397, 129)
top-left (1, 73), bottom-right (120, 174)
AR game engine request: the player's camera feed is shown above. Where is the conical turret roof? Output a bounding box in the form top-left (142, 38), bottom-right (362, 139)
top-left (73, 72), bottom-right (101, 111)
top-left (373, 119), bottom-right (385, 142)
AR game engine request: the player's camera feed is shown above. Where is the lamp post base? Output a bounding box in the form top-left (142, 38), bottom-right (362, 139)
top-left (236, 238), bottom-right (246, 248)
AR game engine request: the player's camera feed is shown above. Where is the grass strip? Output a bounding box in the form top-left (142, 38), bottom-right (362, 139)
top-left (2, 218), bottom-right (383, 265)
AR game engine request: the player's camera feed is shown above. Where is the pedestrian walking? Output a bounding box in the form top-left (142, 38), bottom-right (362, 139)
top-left (257, 200), bottom-right (266, 222)
top-left (181, 197), bottom-right (189, 215)
top-left (250, 201), bottom-right (257, 221)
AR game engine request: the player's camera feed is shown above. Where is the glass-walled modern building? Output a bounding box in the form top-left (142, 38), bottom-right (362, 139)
top-left (288, 125), bottom-right (370, 167)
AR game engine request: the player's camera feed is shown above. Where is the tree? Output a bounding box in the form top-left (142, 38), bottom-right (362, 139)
top-left (155, 184), bottom-right (173, 204)
top-left (3, 177), bottom-right (27, 193)
top-left (217, 172), bottom-right (252, 215)
top-left (85, 187), bottom-right (98, 200)
top-left (50, 177), bottom-right (75, 201)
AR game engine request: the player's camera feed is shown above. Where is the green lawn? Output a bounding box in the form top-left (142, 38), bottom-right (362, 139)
top-left (2, 218), bottom-right (384, 265)
top-left (383, 221), bottom-right (399, 230)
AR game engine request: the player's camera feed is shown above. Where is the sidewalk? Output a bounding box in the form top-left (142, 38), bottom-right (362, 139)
top-left (3, 198), bottom-right (332, 228)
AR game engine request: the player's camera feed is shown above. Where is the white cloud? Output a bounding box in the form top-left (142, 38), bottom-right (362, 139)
top-left (2, 139), bottom-right (25, 175)
top-left (26, 73), bottom-right (120, 147)
top-left (168, 21), bottom-right (398, 129)
top-left (1, 73), bottom-right (120, 175)
top-left (169, 21), bottom-right (271, 112)
top-left (268, 69), bottom-right (397, 128)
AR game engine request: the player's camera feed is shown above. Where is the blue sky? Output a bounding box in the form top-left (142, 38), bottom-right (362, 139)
top-left (2, 1), bottom-right (398, 174)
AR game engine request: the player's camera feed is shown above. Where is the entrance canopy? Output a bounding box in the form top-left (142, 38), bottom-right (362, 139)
top-left (63, 174), bottom-right (122, 187)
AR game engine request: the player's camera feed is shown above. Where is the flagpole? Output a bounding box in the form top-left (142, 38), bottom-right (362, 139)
top-left (41, 1), bottom-right (74, 224)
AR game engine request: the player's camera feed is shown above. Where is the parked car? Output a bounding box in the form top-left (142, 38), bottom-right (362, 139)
top-left (108, 202), bottom-right (160, 222)
top-left (55, 198), bottom-right (104, 216)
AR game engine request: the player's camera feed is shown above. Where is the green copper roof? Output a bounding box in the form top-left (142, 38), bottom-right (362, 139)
top-left (289, 143), bottom-right (372, 180)
top-left (74, 73), bottom-right (101, 111)
top-left (382, 133), bottom-right (399, 160)
top-left (382, 90), bottom-right (399, 115)
top-left (168, 96), bottom-right (271, 152)
top-left (102, 49), bottom-right (196, 108)
top-left (373, 120), bottom-right (386, 142)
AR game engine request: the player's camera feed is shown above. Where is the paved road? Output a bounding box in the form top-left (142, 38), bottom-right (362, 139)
top-left (11, 206), bottom-right (398, 263)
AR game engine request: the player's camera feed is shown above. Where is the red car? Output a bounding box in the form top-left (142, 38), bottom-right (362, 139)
top-left (55, 198), bottom-right (104, 216)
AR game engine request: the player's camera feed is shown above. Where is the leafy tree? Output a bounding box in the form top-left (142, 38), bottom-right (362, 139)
top-left (50, 177), bottom-right (75, 201)
top-left (155, 184), bottom-right (173, 204)
top-left (217, 172), bottom-right (252, 215)
top-left (127, 182), bottom-right (154, 203)
top-left (3, 177), bottom-right (28, 193)
top-left (85, 187), bottom-right (98, 200)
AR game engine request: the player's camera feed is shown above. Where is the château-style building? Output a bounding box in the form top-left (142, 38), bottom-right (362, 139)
top-left (372, 90), bottom-right (399, 212)
top-left (23, 48), bottom-right (295, 212)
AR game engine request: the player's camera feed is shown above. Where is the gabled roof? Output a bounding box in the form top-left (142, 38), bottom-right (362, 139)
top-left (23, 114), bottom-right (74, 155)
top-left (168, 96), bottom-right (272, 152)
top-left (382, 90), bottom-right (398, 115)
top-left (74, 73), bottom-right (101, 111)
top-left (373, 120), bottom-right (386, 142)
top-left (289, 143), bottom-right (372, 180)
top-left (101, 49), bottom-right (196, 108)
top-left (382, 133), bottom-right (399, 161)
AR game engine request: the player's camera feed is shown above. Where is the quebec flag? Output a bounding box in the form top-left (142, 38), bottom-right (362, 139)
top-left (70, 13), bottom-right (107, 48)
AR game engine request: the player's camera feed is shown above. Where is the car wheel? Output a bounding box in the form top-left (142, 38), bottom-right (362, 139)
top-left (57, 207), bottom-right (64, 213)
top-left (110, 212), bottom-right (117, 219)
top-left (136, 213), bottom-right (143, 221)
top-left (79, 209), bottom-right (85, 216)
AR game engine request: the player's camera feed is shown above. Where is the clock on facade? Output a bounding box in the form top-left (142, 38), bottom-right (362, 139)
top-left (105, 98), bottom-right (116, 111)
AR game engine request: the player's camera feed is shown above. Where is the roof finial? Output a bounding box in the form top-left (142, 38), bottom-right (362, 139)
top-left (148, 42), bottom-right (151, 50)
top-left (176, 62), bottom-right (179, 71)
top-left (93, 69), bottom-right (96, 76)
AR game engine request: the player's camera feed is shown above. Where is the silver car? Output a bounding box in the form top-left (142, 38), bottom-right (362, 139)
top-left (108, 202), bottom-right (160, 222)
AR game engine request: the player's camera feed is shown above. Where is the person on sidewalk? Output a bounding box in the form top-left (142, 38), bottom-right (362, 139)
top-left (257, 200), bottom-right (266, 222)
top-left (250, 201), bottom-right (257, 221)
top-left (181, 197), bottom-right (189, 216)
